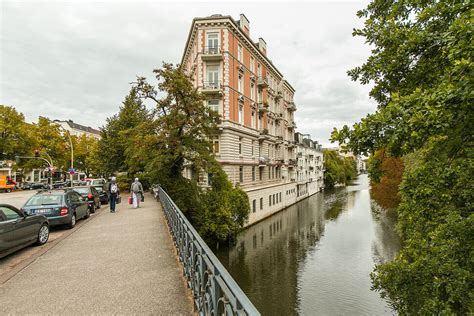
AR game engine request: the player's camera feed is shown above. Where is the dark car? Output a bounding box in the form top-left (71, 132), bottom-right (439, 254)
top-left (71, 186), bottom-right (101, 213)
top-left (0, 204), bottom-right (49, 259)
top-left (22, 190), bottom-right (90, 229)
top-left (92, 185), bottom-right (109, 204)
top-left (52, 181), bottom-right (68, 189)
top-left (21, 182), bottom-right (47, 190)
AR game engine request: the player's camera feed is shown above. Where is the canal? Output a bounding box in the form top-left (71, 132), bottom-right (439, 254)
top-left (216, 174), bottom-right (401, 315)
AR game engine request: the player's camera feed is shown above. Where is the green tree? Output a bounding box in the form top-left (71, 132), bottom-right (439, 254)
top-left (323, 149), bottom-right (357, 188)
top-left (0, 105), bottom-right (33, 160)
top-left (132, 63), bottom-right (249, 243)
top-left (332, 1), bottom-right (473, 314)
top-left (72, 134), bottom-right (99, 177)
top-left (97, 87), bottom-right (150, 175)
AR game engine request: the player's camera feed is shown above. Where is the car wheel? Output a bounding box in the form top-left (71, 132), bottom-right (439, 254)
top-left (35, 224), bottom-right (49, 245)
top-left (68, 214), bottom-right (76, 229)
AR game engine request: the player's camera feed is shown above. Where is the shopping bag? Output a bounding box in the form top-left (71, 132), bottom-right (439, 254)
top-left (128, 196), bottom-right (133, 205)
top-left (141, 194), bottom-right (145, 202)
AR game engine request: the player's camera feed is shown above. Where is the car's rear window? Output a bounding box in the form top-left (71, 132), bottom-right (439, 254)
top-left (92, 180), bottom-right (104, 185)
top-left (25, 194), bottom-right (63, 206)
top-left (73, 187), bottom-right (89, 194)
top-left (94, 187), bottom-right (103, 192)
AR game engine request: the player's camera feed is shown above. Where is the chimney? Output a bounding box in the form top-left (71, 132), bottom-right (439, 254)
top-left (239, 13), bottom-right (250, 36)
top-left (258, 37), bottom-right (267, 55)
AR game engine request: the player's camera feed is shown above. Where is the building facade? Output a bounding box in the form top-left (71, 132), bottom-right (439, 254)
top-left (181, 14), bottom-right (323, 225)
top-left (53, 120), bottom-right (101, 139)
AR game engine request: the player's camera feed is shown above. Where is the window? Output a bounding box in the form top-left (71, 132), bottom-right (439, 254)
top-left (207, 65), bottom-right (219, 86)
top-left (251, 140), bottom-right (254, 156)
top-left (207, 32), bottom-right (219, 53)
top-left (251, 111), bottom-right (256, 129)
top-left (239, 166), bottom-right (244, 183)
top-left (213, 139), bottom-right (219, 153)
top-left (269, 195), bottom-right (272, 206)
top-left (259, 168), bottom-right (263, 181)
top-left (239, 104), bottom-right (243, 124)
top-left (252, 200), bottom-right (256, 213)
top-left (252, 166), bottom-right (256, 182)
top-left (250, 56), bottom-right (255, 72)
top-left (238, 75), bottom-right (243, 93)
top-left (238, 44), bottom-right (243, 62)
top-left (0, 206), bottom-right (21, 221)
top-left (257, 63), bottom-right (261, 76)
top-left (208, 99), bottom-right (219, 113)
top-left (273, 194), bottom-right (276, 205)
top-left (260, 197), bottom-right (263, 210)
top-left (239, 137), bottom-right (243, 155)
top-left (250, 83), bottom-right (255, 100)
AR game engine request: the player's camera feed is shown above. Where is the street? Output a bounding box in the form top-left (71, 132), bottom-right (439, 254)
top-left (0, 190), bottom-right (37, 208)
top-left (0, 190), bottom-right (102, 283)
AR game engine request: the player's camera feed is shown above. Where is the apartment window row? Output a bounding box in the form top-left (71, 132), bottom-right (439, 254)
top-left (286, 188), bottom-right (296, 196)
top-left (268, 192), bottom-right (282, 207)
top-left (238, 165), bottom-right (281, 183)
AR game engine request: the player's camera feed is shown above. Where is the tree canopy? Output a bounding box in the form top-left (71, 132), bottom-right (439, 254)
top-left (332, 1), bottom-right (473, 314)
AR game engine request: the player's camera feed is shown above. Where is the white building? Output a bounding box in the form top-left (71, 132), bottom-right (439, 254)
top-left (53, 120), bottom-right (101, 139)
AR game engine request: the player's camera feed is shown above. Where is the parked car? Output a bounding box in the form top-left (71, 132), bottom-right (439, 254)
top-left (93, 185), bottom-right (109, 204)
top-left (22, 190), bottom-right (90, 229)
top-left (86, 178), bottom-right (107, 189)
top-left (71, 186), bottom-right (101, 213)
top-left (0, 204), bottom-right (49, 258)
top-left (52, 181), bottom-right (67, 189)
top-left (21, 182), bottom-right (47, 190)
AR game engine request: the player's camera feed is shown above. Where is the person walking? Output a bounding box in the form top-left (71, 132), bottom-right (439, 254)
top-left (108, 177), bottom-right (120, 213)
top-left (130, 178), bottom-right (144, 209)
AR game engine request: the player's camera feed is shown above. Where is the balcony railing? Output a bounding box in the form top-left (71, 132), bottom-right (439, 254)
top-left (202, 81), bottom-right (223, 95)
top-left (259, 156), bottom-right (270, 166)
top-left (156, 186), bottom-right (260, 316)
top-left (201, 46), bottom-right (223, 60)
top-left (257, 76), bottom-right (268, 88)
top-left (287, 102), bottom-right (296, 111)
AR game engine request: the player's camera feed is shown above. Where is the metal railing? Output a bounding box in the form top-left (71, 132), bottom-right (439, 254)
top-left (202, 46), bottom-right (222, 55)
top-left (155, 186), bottom-right (260, 316)
top-left (202, 80), bottom-right (222, 90)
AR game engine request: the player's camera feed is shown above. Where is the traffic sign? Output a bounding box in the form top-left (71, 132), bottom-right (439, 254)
top-left (68, 168), bottom-right (76, 172)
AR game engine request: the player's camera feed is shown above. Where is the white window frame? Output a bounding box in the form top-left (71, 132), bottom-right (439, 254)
top-left (239, 104), bottom-right (244, 125)
top-left (238, 44), bottom-right (243, 62)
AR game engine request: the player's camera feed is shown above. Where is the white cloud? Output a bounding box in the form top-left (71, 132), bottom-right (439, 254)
top-left (0, 0), bottom-right (375, 146)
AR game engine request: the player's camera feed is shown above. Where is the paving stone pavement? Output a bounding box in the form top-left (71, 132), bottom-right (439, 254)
top-left (0, 193), bottom-right (194, 315)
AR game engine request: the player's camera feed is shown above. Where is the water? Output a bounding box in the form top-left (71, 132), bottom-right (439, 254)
top-left (216, 174), bottom-right (401, 316)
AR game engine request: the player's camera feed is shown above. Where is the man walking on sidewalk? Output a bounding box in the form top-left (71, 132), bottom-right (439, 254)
top-left (130, 178), bottom-right (144, 209)
top-left (108, 177), bottom-right (120, 213)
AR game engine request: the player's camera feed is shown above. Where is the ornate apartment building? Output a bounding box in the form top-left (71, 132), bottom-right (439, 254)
top-left (181, 14), bottom-right (323, 225)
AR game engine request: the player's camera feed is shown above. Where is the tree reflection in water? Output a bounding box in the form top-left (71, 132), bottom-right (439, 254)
top-left (216, 175), bottom-right (400, 316)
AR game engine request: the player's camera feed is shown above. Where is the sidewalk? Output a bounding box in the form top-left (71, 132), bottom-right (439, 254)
top-left (0, 194), bottom-right (194, 315)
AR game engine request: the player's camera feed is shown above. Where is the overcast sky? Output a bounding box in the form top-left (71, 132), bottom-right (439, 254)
top-left (1, 0), bottom-right (375, 147)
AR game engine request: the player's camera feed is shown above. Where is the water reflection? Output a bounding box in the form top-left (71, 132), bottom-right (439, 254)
top-left (216, 175), bottom-right (401, 316)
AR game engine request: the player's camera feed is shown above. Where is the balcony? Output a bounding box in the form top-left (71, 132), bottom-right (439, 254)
top-left (288, 141), bottom-right (297, 148)
top-left (288, 102), bottom-right (297, 112)
top-left (288, 159), bottom-right (297, 168)
top-left (258, 101), bottom-right (269, 113)
top-left (259, 156), bottom-right (270, 167)
top-left (257, 76), bottom-right (268, 88)
top-left (201, 46), bottom-right (223, 61)
top-left (258, 128), bottom-right (270, 141)
top-left (201, 81), bottom-right (223, 96)
top-left (288, 122), bottom-right (296, 129)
